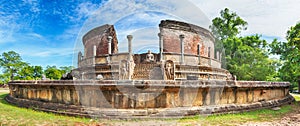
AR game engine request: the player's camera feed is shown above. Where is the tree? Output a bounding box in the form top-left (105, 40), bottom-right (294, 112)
top-left (15, 65), bottom-right (43, 80)
top-left (210, 8), bottom-right (277, 81)
top-left (225, 35), bottom-right (277, 81)
top-left (210, 8), bottom-right (248, 41)
top-left (60, 66), bottom-right (74, 74)
top-left (0, 51), bottom-right (28, 81)
top-left (0, 73), bottom-right (10, 84)
top-left (44, 66), bottom-right (63, 80)
top-left (269, 22), bottom-right (300, 90)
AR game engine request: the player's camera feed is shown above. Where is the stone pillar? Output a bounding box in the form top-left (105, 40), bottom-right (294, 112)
top-left (78, 51), bottom-right (82, 67)
top-left (81, 72), bottom-right (85, 80)
top-left (208, 47), bottom-right (211, 66)
top-left (158, 33), bottom-right (163, 61)
top-left (127, 35), bottom-right (133, 61)
top-left (179, 34), bottom-right (185, 64)
top-left (108, 36), bottom-right (112, 55)
top-left (93, 45), bottom-right (97, 56)
top-left (216, 51), bottom-right (220, 61)
top-left (93, 45), bottom-right (96, 65)
top-left (220, 52), bottom-right (222, 62)
top-left (127, 35), bottom-right (135, 80)
top-left (198, 44), bottom-right (201, 65)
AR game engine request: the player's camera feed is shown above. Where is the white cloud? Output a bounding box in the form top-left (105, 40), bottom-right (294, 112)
top-left (15, 47), bottom-right (74, 58)
top-left (190, 0), bottom-right (300, 40)
top-left (26, 33), bottom-right (44, 39)
top-left (79, 0), bottom-right (210, 34)
top-left (74, 0), bottom-right (211, 54)
top-left (117, 27), bottom-right (160, 53)
top-left (22, 0), bottom-right (41, 13)
top-left (67, 1), bottom-right (102, 23)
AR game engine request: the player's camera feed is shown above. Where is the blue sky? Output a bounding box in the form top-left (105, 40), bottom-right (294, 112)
top-left (1, 0), bottom-right (299, 68)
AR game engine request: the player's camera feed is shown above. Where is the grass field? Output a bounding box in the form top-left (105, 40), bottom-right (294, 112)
top-left (0, 91), bottom-right (299, 125)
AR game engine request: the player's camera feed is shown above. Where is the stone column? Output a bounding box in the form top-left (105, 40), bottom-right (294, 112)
top-left (220, 52), bottom-right (222, 62)
top-left (208, 47), bottom-right (211, 66)
top-left (216, 51), bottom-right (220, 61)
top-left (107, 36), bottom-right (112, 55)
top-left (81, 72), bottom-right (85, 80)
top-left (127, 35), bottom-right (133, 61)
top-left (179, 34), bottom-right (185, 64)
top-left (158, 33), bottom-right (163, 61)
top-left (127, 35), bottom-right (135, 80)
top-left (93, 45), bottom-right (97, 56)
top-left (198, 44), bottom-right (201, 65)
top-left (78, 51), bottom-right (82, 67)
top-left (93, 45), bottom-right (96, 65)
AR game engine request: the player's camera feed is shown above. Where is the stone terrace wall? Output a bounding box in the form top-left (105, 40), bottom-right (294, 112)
top-left (7, 80), bottom-right (292, 109)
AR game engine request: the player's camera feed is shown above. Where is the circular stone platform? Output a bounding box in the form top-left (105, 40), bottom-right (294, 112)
top-left (5, 80), bottom-right (295, 119)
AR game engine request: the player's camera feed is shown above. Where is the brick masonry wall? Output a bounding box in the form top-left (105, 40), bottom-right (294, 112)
top-left (160, 20), bottom-right (215, 58)
top-left (83, 25), bottom-right (119, 58)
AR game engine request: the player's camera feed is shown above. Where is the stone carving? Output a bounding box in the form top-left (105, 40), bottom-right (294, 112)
top-left (120, 60), bottom-right (129, 80)
top-left (165, 60), bottom-right (174, 80)
top-left (149, 67), bottom-right (163, 80)
top-left (145, 50), bottom-right (155, 62)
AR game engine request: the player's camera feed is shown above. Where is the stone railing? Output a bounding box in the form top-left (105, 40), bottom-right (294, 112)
top-left (174, 65), bottom-right (229, 80)
top-left (163, 53), bottom-right (221, 68)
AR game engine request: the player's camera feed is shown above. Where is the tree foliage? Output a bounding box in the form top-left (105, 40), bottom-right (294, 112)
top-left (0, 51), bottom-right (74, 82)
top-left (60, 66), bottom-right (74, 74)
top-left (15, 65), bottom-right (43, 80)
top-left (269, 22), bottom-right (300, 89)
top-left (210, 8), bottom-right (277, 81)
top-left (210, 8), bottom-right (248, 41)
top-left (0, 51), bottom-right (28, 80)
top-left (44, 66), bottom-right (64, 80)
top-left (0, 73), bottom-right (10, 84)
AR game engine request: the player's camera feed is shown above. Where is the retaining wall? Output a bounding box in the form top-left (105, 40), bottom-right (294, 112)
top-left (6, 80), bottom-right (294, 119)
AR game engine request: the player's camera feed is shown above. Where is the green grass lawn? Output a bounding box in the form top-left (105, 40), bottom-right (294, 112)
top-left (0, 91), bottom-right (299, 125)
top-left (291, 93), bottom-right (300, 101)
top-left (178, 104), bottom-right (294, 125)
top-left (0, 93), bottom-right (97, 125)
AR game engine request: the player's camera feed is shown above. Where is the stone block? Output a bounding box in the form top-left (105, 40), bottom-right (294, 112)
top-left (236, 90), bottom-right (247, 104)
top-left (145, 93), bottom-right (156, 108)
top-left (40, 90), bottom-right (48, 101)
top-left (55, 89), bottom-right (62, 103)
top-left (62, 89), bottom-right (71, 104)
top-left (136, 93), bottom-right (146, 108)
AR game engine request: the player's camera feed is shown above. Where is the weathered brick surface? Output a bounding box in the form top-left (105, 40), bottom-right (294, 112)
top-left (159, 20), bottom-right (215, 58)
top-left (83, 25), bottom-right (118, 58)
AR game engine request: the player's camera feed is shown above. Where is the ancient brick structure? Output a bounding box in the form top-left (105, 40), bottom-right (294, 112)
top-left (6, 20), bottom-right (295, 119)
top-left (76, 20), bottom-right (226, 81)
top-left (159, 20), bottom-right (214, 57)
top-left (82, 25), bottom-right (118, 58)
